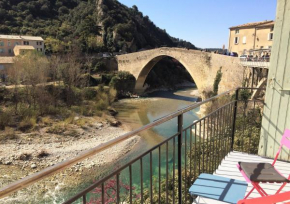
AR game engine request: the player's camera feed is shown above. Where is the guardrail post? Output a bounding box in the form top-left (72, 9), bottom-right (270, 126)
top-left (231, 89), bottom-right (239, 150)
top-left (178, 114), bottom-right (183, 204)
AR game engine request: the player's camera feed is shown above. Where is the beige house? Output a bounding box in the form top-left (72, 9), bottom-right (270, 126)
top-left (228, 20), bottom-right (274, 56)
top-left (13, 45), bottom-right (35, 56)
top-left (0, 57), bottom-right (14, 82)
top-left (0, 35), bottom-right (44, 56)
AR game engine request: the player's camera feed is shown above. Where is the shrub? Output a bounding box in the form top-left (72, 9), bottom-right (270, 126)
top-left (18, 104), bottom-right (39, 120)
top-left (95, 99), bottom-right (108, 111)
top-left (213, 67), bottom-right (222, 96)
top-left (46, 123), bottom-right (67, 134)
top-left (83, 87), bottom-right (98, 100)
top-left (93, 61), bottom-right (106, 73)
top-left (101, 73), bottom-right (114, 85)
top-left (0, 110), bottom-right (12, 130)
top-left (109, 71), bottom-right (136, 97)
top-left (0, 127), bottom-right (17, 141)
top-left (64, 113), bottom-right (76, 124)
top-left (19, 117), bottom-right (36, 132)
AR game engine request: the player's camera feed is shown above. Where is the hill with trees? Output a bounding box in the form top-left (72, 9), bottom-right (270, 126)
top-left (0, 0), bottom-right (196, 53)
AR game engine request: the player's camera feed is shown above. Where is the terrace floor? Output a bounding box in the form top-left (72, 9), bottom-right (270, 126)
top-left (195, 151), bottom-right (290, 204)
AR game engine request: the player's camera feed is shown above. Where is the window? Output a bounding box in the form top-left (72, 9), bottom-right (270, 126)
top-left (15, 42), bottom-right (19, 46)
top-left (0, 48), bottom-right (5, 53)
top-left (37, 41), bottom-right (42, 46)
top-left (268, 46), bottom-right (272, 49)
top-left (270, 26), bottom-right (274, 32)
top-left (235, 29), bottom-right (239, 34)
top-left (40, 48), bottom-right (43, 52)
top-left (23, 41), bottom-right (29, 45)
top-left (0, 65), bottom-right (4, 70)
top-left (268, 33), bottom-right (274, 40)
top-left (242, 36), bottom-right (247, 44)
top-left (0, 41), bottom-right (4, 46)
top-left (234, 37), bottom-right (239, 44)
top-left (8, 41), bottom-right (11, 46)
top-left (260, 46), bottom-right (264, 49)
top-left (8, 49), bottom-right (12, 54)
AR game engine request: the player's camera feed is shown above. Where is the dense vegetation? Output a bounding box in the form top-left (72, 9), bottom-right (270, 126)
top-left (0, 0), bottom-right (196, 53)
top-left (0, 51), bottom-right (138, 138)
top-left (0, 0), bottom-right (199, 137)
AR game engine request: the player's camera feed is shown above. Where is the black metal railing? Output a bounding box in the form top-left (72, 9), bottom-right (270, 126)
top-left (0, 87), bottom-right (265, 204)
top-left (62, 87), bottom-right (265, 204)
top-left (63, 101), bottom-right (236, 204)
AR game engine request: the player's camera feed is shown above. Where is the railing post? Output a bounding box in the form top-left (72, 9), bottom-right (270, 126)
top-left (178, 114), bottom-right (183, 204)
top-left (231, 89), bottom-right (239, 150)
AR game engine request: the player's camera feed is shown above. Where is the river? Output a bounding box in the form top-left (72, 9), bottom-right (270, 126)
top-left (106, 88), bottom-right (200, 201)
top-left (115, 88), bottom-right (200, 154)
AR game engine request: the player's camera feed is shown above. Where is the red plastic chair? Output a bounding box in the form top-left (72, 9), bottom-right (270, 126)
top-left (237, 190), bottom-right (290, 204)
top-left (237, 129), bottom-right (290, 199)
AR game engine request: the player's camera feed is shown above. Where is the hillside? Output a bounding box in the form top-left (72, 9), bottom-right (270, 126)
top-left (0, 0), bottom-right (196, 53)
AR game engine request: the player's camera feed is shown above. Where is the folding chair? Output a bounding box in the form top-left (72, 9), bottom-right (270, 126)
top-left (237, 129), bottom-right (290, 199)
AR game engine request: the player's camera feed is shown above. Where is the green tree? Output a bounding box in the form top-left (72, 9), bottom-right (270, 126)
top-left (109, 71), bottom-right (136, 97)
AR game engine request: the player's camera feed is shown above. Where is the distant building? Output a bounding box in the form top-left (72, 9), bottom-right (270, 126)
top-left (0, 35), bottom-right (44, 56)
top-left (13, 45), bottom-right (35, 56)
top-left (228, 20), bottom-right (274, 56)
top-left (0, 57), bottom-right (14, 82)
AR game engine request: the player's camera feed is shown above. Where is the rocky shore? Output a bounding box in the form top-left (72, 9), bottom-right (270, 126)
top-left (0, 116), bottom-right (141, 203)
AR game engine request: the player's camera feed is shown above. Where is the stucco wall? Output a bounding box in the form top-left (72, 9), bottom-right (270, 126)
top-left (229, 26), bottom-right (273, 56)
top-left (0, 39), bottom-right (44, 56)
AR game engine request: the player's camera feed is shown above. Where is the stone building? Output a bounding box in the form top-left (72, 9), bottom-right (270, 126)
top-left (0, 35), bottom-right (44, 56)
top-left (228, 20), bottom-right (274, 56)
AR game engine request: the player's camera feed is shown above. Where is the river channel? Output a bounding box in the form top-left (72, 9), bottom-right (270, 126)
top-left (110, 88), bottom-right (200, 200)
top-left (115, 88), bottom-right (200, 154)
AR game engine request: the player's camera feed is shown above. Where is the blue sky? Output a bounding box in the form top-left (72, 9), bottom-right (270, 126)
top-left (118, 0), bottom-right (277, 49)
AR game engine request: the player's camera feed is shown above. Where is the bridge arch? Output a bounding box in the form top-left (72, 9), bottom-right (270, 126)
top-left (117, 47), bottom-right (244, 96)
top-left (135, 55), bottom-right (198, 94)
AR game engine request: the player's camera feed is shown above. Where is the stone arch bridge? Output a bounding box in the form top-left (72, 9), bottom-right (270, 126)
top-left (117, 47), bottom-right (244, 96)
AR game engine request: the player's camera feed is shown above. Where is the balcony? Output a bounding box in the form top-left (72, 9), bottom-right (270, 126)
top-left (240, 58), bottom-right (270, 69)
top-left (0, 88), bottom-right (289, 204)
top-left (200, 151), bottom-right (290, 203)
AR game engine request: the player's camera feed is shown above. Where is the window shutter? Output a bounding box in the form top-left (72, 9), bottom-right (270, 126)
top-left (268, 33), bottom-right (270, 40)
top-left (243, 36), bottom-right (246, 44)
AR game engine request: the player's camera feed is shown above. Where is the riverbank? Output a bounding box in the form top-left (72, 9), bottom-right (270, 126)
top-left (0, 115), bottom-right (140, 203)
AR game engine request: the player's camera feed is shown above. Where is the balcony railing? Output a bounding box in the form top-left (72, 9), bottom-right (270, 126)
top-left (0, 87), bottom-right (265, 203)
top-left (240, 57), bottom-right (270, 68)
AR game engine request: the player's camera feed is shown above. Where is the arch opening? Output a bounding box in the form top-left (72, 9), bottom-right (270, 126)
top-left (135, 55), bottom-right (197, 94)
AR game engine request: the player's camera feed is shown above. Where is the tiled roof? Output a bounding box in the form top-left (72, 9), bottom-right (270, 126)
top-left (0, 57), bottom-right (14, 64)
top-left (230, 20), bottom-right (274, 29)
top-left (0, 34), bottom-right (43, 41)
top-left (256, 21), bottom-right (275, 27)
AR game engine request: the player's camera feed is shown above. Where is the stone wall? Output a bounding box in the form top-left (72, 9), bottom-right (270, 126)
top-left (116, 47), bottom-right (244, 97)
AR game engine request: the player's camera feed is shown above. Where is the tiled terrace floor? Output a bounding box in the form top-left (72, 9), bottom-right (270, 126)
top-left (195, 151), bottom-right (290, 204)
